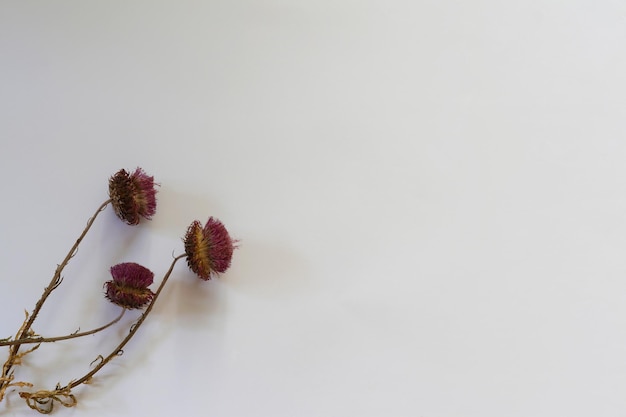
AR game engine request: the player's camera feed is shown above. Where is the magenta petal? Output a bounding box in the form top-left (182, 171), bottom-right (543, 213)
top-left (110, 262), bottom-right (154, 288)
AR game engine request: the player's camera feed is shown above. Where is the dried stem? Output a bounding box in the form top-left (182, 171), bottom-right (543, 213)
top-left (18, 254), bottom-right (187, 413)
top-left (0, 309), bottom-right (126, 347)
top-left (68, 254), bottom-right (185, 389)
top-left (0, 199), bottom-right (111, 401)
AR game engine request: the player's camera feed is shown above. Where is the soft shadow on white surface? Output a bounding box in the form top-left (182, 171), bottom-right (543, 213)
top-left (150, 185), bottom-right (226, 241)
top-left (224, 241), bottom-right (315, 298)
top-left (2, 1), bottom-right (626, 416)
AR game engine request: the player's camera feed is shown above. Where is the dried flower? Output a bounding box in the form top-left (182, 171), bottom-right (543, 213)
top-left (108, 168), bottom-right (157, 225)
top-left (184, 217), bottom-right (235, 280)
top-left (0, 166), bottom-right (243, 413)
top-left (105, 263), bottom-right (155, 309)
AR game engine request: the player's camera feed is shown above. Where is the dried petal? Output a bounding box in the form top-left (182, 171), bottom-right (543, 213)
top-left (105, 263), bottom-right (155, 309)
top-left (184, 217), bottom-right (236, 280)
top-left (108, 168), bottom-right (157, 225)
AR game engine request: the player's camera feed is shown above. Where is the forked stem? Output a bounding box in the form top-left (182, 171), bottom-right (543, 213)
top-left (68, 254), bottom-right (185, 388)
top-left (0, 199), bottom-right (111, 400)
top-left (18, 254), bottom-right (187, 413)
top-left (0, 309), bottom-right (126, 347)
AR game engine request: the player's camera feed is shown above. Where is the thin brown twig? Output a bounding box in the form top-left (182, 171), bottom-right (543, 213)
top-left (0, 309), bottom-right (126, 347)
top-left (68, 254), bottom-right (186, 389)
top-left (0, 199), bottom-right (111, 400)
top-left (17, 254), bottom-right (186, 414)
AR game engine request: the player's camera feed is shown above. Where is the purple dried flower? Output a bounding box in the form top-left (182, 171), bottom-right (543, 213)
top-left (108, 168), bottom-right (157, 225)
top-left (184, 217), bottom-right (236, 280)
top-left (105, 263), bottom-right (155, 309)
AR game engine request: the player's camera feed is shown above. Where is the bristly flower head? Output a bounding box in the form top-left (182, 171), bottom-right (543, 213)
top-left (105, 263), bottom-right (155, 309)
top-left (184, 217), bottom-right (236, 280)
top-left (108, 168), bottom-right (157, 225)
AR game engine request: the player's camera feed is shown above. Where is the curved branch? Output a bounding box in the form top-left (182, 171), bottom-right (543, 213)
top-left (0, 199), bottom-right (111, 400)
top-left (0, 309), bottom-right (126, 347)
top-left (17, 254), bottom-right (187, 412)
top-left (67, 254), bottom-right (186, 389)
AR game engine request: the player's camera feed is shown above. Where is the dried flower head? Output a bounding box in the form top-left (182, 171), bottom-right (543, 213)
top-left (184, 217), bottom-right (236, 280)
top-left (105, 263), bottom-right (155, 309)
top-left (108, 168), bottom-right (157, 225)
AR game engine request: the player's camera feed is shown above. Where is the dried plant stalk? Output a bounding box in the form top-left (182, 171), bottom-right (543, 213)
top-left (18, 254), bottom-right (186, 414)
top-left (0, 200), bottom-right (111, 401)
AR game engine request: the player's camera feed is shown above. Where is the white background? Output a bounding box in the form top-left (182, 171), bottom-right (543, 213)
top-left (1, 1), bottom-right (626, 416)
